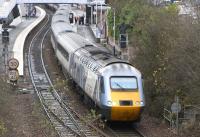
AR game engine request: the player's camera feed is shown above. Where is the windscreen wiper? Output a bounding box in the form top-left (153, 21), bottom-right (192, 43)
top-left (114, 82), bottom-right (125, 90)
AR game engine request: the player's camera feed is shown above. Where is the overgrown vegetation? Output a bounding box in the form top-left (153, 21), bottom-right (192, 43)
top-left (32, 101), bottom-right (59, 137)
top-left (54, 78), bottom-right (68, 92)
top-left (0, 77), bottom-right (58, 136)
top-left (0, 77), bottom-right (12, 136)
top-left (108, 0), bottom-right (200, 117)
top-left (0, 119), bottom-right (7, 136)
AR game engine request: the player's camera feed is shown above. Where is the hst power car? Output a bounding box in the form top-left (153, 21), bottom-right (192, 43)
top-left (51, 5), bottom-right (145, 122)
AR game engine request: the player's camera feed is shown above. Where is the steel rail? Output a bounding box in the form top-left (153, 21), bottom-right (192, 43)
top-left (40, 19), bottom-right (110, 137)
top-left (106, 126), bottom-right (145, 137)
top-left (28, 15), bottom-right (83, 137)
top-left (27, 12), bottom-right (107, 137)
top-left (27, 7), bottom-right (145, 137)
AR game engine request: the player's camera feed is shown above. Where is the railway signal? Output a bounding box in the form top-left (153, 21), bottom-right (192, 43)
top-left (2, 29), bottom-right (9, 44)
top-left (119, 34), bottom-right (128, 48)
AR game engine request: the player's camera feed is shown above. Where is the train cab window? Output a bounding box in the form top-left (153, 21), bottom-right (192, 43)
top-left (110, 76), bottom-right (138, 90)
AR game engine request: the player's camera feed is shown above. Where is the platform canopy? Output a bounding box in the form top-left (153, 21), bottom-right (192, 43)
top-left (0, 0), bottom-right (16, 19)
top-left (0, 0), bottom-right (105, 19)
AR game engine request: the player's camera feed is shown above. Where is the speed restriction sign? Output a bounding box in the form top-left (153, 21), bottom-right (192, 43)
top-left (8, 58), bottom-right (19, 70)
top-left (8, 70), bottom-right (19, 82)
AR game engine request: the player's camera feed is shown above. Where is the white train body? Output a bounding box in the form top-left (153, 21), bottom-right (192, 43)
top-left (51, 5), bottom-right (145, 121)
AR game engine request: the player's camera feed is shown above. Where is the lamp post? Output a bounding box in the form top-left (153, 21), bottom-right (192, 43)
top-left (96, 1), bottom-right (98, 25)
top-left (91, 4), bottom-right (93, 24)
top-left (100, 3), bottom-right (103, 28)
top-left (113, 8), bottom-right (116, 45)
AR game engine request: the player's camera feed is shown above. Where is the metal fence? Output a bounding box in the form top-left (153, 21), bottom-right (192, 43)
top-left (183, 105), bottom-right (200, 121)
top-left (164, 105), bottom-right (200, 135)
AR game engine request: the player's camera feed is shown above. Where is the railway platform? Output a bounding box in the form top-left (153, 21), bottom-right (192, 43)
top-left (70, 7), bottom-right (107, 47)
top-left (0, 6), bottom-right (45, 76)
top-left (70, 6), bottom-right (121, 57)
top-left (0, 17), bottom-right (36, 74)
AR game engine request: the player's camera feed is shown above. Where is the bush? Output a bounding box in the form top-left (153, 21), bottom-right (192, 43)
top-left (0, 120), bottom-right (7, 136)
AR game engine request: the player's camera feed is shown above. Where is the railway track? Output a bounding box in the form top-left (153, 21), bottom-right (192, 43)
top-left (106, 124), bottom-right (145, 137)
top-left (27, 13), bottom-right (109, 137)
top-left (24, 6), bottom-right (146, 137)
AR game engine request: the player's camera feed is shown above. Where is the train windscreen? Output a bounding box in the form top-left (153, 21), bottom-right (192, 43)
top-left (110, 76), bottom-right (138, 90)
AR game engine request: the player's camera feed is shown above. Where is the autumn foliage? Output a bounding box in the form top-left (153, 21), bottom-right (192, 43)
top-left (108, 0), bottom-right (200, 116)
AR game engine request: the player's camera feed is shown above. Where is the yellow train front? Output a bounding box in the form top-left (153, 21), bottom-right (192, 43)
top-left (98, 63), bottom-right (145, 122)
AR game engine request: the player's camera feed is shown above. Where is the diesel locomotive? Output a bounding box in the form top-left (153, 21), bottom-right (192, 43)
top-left (51, 5), bottom-right (145, 121)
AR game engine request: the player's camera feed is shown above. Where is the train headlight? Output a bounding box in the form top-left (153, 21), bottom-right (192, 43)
top-left (107, 101), bottom-right (112, 106)
top-left (135, 101), bottom-right (140, 105)
top-left (135, 101), bottom-right (144, 106)
top-left (112, 101), bottom-right (117, 106)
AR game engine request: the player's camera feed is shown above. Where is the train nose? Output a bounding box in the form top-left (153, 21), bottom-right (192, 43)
top-left (109, 91), bottom-right (143, 121)
top-left (111, 106), bottom-right (141, 121)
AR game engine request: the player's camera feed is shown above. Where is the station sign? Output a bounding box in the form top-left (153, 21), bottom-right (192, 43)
top-left (8, 58), bottom-right (19, 70)
top-left (8, 69), bottom-right (19, 82)
top-left (171, 102), bottom-right (181, 113)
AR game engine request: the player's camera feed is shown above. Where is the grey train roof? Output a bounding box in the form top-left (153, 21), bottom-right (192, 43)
top-left (51, 5), bottom-right (130, 74)
top-left (75, 45), bottom-right (128, 73)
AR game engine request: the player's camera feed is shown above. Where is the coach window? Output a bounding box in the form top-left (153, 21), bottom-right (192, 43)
top-left (57, 43), bottom-right (69, 61)
top-left (99, 76), bottom-right (105, 93)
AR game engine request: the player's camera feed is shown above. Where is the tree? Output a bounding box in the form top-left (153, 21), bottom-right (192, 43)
top-left (108, 0), bottom-right (200, 117)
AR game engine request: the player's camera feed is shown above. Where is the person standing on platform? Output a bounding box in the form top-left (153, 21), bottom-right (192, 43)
top-left (82, 14), bottom-right (85, 25)
top-left (75, 16), bottom-right (77, 24)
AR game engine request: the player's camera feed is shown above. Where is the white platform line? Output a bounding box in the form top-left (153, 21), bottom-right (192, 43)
top-left (13, 6), bottom-right (46, 76)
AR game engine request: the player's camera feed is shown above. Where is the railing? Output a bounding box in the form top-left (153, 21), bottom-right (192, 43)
top-left (183, 105), bottom-right (200, 120)
top-left (163, 108), bottom-right (174, 128)
top-left (164, 104), bottom-right (200, 135)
